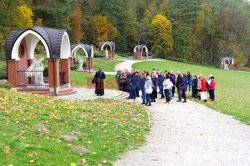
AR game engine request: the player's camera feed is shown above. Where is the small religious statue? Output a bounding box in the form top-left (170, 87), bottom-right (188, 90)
top-left (105, 48), bottom-right (109, 59)
top-left (26, 57), bottom-right (45, 85)
top-left (78, 58), bottom-right (84, 71)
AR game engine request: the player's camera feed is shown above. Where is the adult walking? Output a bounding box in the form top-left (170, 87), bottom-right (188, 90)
top-left (92, 68), bottom-right (106, 96)
top-left (145, 76), bottom-right (153, 106)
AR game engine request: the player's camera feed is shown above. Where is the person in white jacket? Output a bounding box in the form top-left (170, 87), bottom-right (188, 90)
top-left (144, 76), bottom-right (154, 106)
top-left (163, 74), bottom-right (173, 104)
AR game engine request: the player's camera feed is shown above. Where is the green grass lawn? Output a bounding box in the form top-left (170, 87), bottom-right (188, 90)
top-left (133, 60), bottom-right (250, 125)
top-left (71, 56), bottom-right (121, 88)
top-left (93, 58), bottom-right (123, 72)
top-left (71, 70), bottom-right (117, 89)
top-left (0, 88), bottom-right (150, 165)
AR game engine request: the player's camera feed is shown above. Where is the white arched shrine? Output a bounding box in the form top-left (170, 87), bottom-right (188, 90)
top-left (60, 32), bottom-right (71, 59)
top-left (11, 30), bottom-right (50, 60)
top-left (72, 45), bottom-right (89, 59)
top-left (100, 42), bottom-right (113, 51)
top-left (133, 45), bottom-right (148, 59)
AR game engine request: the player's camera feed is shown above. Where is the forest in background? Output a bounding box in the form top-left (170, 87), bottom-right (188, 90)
top-left (0, 0), bottom-right (250, 67)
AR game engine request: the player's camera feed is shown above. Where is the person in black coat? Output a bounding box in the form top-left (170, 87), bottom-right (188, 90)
top-left (170, 71), bottom-right (176, 97)
top-left (92, 68), bottom-right (106, 96)
top-left (151, 73), bottom-right (158, 102)
top-left (176, 71), bottom-right (183, 102)
top-left (135, 71), bottom-right (141, 97)
top-left (130, 72), bottom-right (137, 99)
top-left (126, 73), bottom-right (132, 94)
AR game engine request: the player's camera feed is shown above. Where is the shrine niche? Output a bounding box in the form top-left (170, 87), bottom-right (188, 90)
top-left (71, 44), bottom-right (94, 73)
top-left (133, 45), bottom-right (148, 59)
top-left (99, 41), bottom-right (115, 59)
top-left (6, 26), bottom-right (76, 96)
top-left (220, 57), bottom-right (234, 70)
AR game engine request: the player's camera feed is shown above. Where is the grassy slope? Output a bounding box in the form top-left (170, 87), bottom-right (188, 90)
top-left (0, 88), bottom-right (150, 165)
top-left (133, 60), bottom-right (250, 125)
top-left (93, 58), bottom-right (123, 72)
top-left (71, 58), bottom-right (121, 87)
top-left (71, 71), bottom-right (117, 89)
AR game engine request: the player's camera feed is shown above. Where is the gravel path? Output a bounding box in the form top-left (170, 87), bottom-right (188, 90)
top-left (113, 59), bottom-right (250, 166)
top-left (115, 98), bottom-right (250, 166)
top-left (58, 88), bottom-right (128, 100)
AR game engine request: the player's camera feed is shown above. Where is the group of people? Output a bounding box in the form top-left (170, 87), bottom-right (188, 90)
top-left (114, 69), bottom-right (216, 106)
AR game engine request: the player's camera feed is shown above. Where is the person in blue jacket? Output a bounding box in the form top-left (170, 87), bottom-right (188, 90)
top-left (179, 73), bottom-right (188, 103)
top-left (187, 71), bottom-right (193, 92)
top-left (158, 72), bottom-right (165, 98)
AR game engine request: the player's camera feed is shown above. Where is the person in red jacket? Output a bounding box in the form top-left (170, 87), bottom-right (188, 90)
top-left (201, 76), bottom-right (207, 92)
top-left (209, 76), bottom-right (216, 101)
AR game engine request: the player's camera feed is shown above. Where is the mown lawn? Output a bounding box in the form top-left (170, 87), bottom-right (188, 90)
top-left (71, 70), bottom-right (117, 89)
top-left (93, 58), bottom-right (123, 72)
top-left (133, 60), bottom-right (250, 125)
top-left (0, 88), bottom-right (150, 165)
top-left (71, 57), bottom-right (120, 88)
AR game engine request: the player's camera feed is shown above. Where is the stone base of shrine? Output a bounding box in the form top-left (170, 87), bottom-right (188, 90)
top-left (16, 85), bottom-right (77, 96)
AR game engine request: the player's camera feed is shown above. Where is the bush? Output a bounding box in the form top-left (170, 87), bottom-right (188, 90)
top-left (0, 61), bottom-right (7, 79)
top-left (94, 53), bottom-right (104, 58)
top-left (0, 82), bottom-right (12, 89)
top-left (43, 67), bottom-right (48, 77)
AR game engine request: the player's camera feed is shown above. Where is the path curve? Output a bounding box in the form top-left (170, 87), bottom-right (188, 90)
top-left (113, 59), bottom-right (250, 166)
top-left (114, 99), bottom-right (250, 166)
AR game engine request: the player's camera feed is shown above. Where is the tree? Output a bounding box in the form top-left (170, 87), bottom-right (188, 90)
top-left (17, 5), bottom-right (34, 28)
top-left (151, 14), bottom-right (174, 58)
top-left (93, 15), bottom-right (118, 45)
top-left (32, 0), bottom-right (71, 29)
top-left (71, 3), bottom-right (84, 43)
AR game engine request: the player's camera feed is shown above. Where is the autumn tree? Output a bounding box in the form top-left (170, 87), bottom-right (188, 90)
top-left (93, 15), bottom-right (118, 45)
top-left (71, 3), bottom-right (84, 43)
top-left (17, 5), bottom-right (34, 28)
top-left (151, 14), bottom-right (173, 58)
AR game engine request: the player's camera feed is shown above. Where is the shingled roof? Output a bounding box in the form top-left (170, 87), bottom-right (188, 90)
top-left (6, 26), bottom-right (67, 60)
top-left (99, 41), bottom-right (115, 51)
top-left (134, 45), bottom-right (148, 52)
top-left (71, 44), bottom-right (93, 58)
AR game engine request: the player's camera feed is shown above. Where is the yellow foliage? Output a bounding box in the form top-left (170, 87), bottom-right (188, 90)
top-left (71, 3), bottom-right (84, 43)
top-left (151, 14), bottom-right (173, 58)
top-left (93, 15), bottom-right (118, 45)
top-left (17, 5), bottom-right (34, 28)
